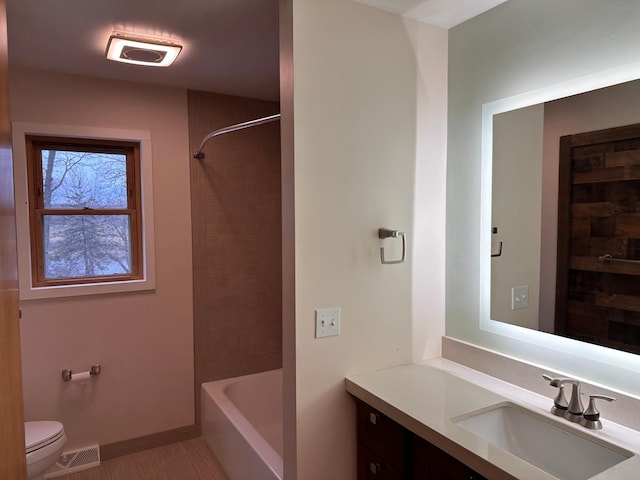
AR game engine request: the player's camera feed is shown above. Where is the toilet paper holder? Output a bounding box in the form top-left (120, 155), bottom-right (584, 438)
top-left (62, 364), bottom-right (101, 382)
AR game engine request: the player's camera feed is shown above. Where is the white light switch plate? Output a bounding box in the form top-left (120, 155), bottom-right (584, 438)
top-left (315, 308), bottom-right (341, 338)
top-left (512, 286), bottom-right (529, 310)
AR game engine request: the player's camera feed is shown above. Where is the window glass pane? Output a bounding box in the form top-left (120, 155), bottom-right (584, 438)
top-left (41, 150), bottom-right (127, 209)
top-left (42, 215), bottom-right (132, 279)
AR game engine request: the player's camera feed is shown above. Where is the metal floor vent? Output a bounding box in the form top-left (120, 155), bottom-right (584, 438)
top-left (44, 444), bottom-right (100, 478)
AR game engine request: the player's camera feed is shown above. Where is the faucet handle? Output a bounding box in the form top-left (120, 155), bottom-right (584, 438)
top-left (543, 374), bottom-right (569, 415)
top-left (542, 374), bottom-right (579, 388)
top-left (584, 394), bottom-right (616, 419)
top-left (542, 373), bottom-right (569, 386)
top-left (581, 394), bottom-right (616, 430)
top-left (552, 385), bottom-right (569, 412)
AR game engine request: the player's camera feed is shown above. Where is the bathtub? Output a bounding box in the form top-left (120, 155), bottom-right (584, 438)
top-left (201, 369), bottom-right (283, 480)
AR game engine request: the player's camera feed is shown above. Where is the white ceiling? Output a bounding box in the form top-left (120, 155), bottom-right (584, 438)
top-left (6, 0), bottom-right (507, 102)
top-left (354, 0), bottom-right (510, 28)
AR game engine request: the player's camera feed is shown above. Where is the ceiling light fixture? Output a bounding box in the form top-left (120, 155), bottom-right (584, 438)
top-left (105, 32), bottom-right (182, 67)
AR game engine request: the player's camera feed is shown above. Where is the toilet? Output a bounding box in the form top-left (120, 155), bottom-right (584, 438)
top-left (25, 421), bottom-right (66, 480)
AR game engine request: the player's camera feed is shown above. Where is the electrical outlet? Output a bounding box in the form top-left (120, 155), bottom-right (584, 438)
top-left (315, 308), bottom-right (340, 338)
top-left (512, 286), bottom-right (529, 310)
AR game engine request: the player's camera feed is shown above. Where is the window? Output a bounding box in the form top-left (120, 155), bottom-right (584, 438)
top-left (12, 122), bottom-right (155, 300)
top-left (25, 136), bottom-right (143, 287)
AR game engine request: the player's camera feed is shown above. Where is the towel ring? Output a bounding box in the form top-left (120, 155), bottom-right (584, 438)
top-left (378, 228), bottom-right (406, 264)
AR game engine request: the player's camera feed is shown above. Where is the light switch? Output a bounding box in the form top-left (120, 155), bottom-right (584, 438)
top-left (315, 308), bottom-right (340, 338)
top-left (512, 286), bottom-right (529, 310)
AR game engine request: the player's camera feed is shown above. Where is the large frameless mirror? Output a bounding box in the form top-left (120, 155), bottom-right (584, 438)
top-left (483, 71), bottom-right (640, 355)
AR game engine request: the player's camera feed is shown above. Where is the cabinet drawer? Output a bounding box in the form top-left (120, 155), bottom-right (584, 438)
top-left (355, 399), bottom-right (408, 474)
top-left (358, 444), bottom-right (404, 480)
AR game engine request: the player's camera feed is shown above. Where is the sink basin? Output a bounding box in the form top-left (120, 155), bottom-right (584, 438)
top-left (452, 402), bottom-right (633, 480)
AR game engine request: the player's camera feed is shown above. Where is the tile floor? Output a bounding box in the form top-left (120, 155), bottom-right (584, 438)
top-left (57, 438), bottom-right (229, 480)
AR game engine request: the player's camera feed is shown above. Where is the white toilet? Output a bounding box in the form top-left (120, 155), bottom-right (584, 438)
top-left (25, 421), bottom-right (66, 480)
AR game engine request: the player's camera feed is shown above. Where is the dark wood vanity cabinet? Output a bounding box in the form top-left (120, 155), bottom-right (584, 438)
top-left (356, 398), bottom-right (409, 479)
top-left (355, 399), bottom-right (487, 480)
top-left (357, 444), bottom-right (404, 480)
top-left (412, 435), bottom-right (486, 480)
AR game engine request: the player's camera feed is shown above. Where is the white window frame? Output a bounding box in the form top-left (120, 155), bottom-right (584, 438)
top-left (12, 122), bottom-right (156, 300)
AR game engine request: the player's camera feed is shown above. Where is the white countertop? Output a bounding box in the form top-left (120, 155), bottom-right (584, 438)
top-left (345, 358), bottom-right (640, 480)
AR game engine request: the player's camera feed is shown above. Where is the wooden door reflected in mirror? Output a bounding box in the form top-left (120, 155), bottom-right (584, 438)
top-left (556, 123), bottom-right (640, 354)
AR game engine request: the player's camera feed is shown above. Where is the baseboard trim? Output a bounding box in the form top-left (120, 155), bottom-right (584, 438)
top-left (100, 424), bottom-right (198, 461)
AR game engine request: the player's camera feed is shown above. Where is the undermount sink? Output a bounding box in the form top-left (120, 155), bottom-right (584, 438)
top-left (452, 402), bottom-right (633, 480)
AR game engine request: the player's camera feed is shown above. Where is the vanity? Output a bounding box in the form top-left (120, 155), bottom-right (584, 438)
top-left (355, 396), bottom-right (487, 479)
top-left (346, 359), bottom-right (640, 480)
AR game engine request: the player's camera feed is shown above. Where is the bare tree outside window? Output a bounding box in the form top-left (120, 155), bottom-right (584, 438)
top-left (26, 136), bottom-right (142, 287)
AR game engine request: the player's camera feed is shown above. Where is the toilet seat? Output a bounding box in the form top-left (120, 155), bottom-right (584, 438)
top-left (25, 421), bottom-right (65, 454)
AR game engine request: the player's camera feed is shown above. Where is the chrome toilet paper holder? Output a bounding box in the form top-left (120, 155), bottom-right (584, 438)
top-left (62, 364), bottom-right (101, 382)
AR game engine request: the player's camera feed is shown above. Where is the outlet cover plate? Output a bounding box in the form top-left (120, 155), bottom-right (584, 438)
top-left (315, 308), bottom-right (340, 338)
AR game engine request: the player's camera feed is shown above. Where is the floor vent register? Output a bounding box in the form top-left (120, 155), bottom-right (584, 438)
top-left (44, 444), bottom-right (101, 478)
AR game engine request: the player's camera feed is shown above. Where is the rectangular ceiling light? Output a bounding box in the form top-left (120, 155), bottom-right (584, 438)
top-left (106, 33), bottom-right (182, 67)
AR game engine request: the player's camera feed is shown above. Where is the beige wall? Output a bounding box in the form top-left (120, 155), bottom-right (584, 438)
top-left (290, 1), bottom-right (447, 478)
top-left (10, 68), bottom-right (194, 450)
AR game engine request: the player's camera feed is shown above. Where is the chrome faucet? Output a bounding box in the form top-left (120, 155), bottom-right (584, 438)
top-left (543, 374), bottom-right (616, 430)
top-left (548, 377), bottom-right (585, 422)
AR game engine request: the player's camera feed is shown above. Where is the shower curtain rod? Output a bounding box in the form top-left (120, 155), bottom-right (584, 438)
top-left (192, 113), bottom-right (281, 160)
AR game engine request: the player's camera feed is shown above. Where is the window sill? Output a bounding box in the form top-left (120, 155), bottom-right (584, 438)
top-left (20, 277), bottom-right (156, 301)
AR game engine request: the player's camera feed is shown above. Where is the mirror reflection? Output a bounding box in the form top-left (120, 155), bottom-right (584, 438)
top-left (491, 78), bottom-right (640, 355)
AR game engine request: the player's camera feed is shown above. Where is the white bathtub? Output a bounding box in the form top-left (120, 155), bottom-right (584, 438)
top-left (201, 369), bottom-right (283, 480)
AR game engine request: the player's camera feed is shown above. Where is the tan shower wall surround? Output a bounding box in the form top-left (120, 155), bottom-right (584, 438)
top-left (188, 90), bottom-right (282, 425)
